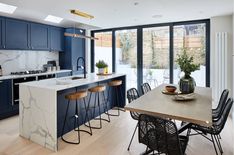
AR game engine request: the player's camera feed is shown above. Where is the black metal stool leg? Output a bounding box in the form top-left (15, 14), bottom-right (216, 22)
top-left (108, 83), bottom-right (125, 117)
top-left (83, 98), bottom-right (92, 135)
top-left (102, 91), bottom-right (110, 122)
top-left (61, 100), bottom-right (70, 142)
top-left (118, 86), bottom-right (125, 112)
top-left (62, 99), bottom-right (80, 144)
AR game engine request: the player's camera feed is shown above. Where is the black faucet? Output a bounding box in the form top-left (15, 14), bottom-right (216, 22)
top-left (76, 57), bottom-right (86, 78)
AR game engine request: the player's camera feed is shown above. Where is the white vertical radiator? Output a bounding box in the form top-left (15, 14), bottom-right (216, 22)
top-left (214, 32), bottom-right (228, 103)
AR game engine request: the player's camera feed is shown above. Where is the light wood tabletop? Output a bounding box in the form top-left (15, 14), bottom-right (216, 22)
top-left (125, 84), bottom-right (212, 127)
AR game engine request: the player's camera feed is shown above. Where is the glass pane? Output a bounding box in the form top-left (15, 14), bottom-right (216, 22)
top-left (143, 26), bottom-right (170, 89)
top-left (94, 32), bottom-right (112, 73)
top-left (115, 29), bottom-right (137, 90)
top-left (173, 24), bottom-right (206, 86)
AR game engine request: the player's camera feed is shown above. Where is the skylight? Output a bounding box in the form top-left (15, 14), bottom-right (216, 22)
top-left (44, 15), bottom-right (63, 23)
top-left (0, 2), bottom-right (17, 14)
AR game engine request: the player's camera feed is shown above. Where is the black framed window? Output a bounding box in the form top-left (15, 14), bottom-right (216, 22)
top-left (91, 19), bottom-right (210, 89)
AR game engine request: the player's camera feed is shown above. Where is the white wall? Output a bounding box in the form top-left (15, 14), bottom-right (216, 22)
top-left (210, 15), bottom-right (233, 107)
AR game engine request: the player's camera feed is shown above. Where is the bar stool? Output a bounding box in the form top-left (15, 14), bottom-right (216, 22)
top-left (85, 85), bottom-right (110, 129)
top-left (107, 80), bottom-right (125, 116)
top-left (61, 90), bottom-right (92, 144)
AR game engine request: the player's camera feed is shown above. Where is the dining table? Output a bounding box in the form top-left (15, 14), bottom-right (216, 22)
top-left (124, 84), bottom-right (213, 133)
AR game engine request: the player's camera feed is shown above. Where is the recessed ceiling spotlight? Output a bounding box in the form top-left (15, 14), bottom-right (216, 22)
top-left (0, 2), bottom-right (17, 14)
top-left (44, 15), bottom-right (63, 23)
top-left (152, 14), bottom-right (163, 18)
top-left (134, 2), bottom-right (139, 6)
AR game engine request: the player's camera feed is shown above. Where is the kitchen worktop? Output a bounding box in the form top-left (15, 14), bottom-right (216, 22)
top-left (19, 73), bottom-right (126, 151)
top-left (20, 73), bottom-right (126, 91)
top-left (0, 70), bottom-right (71, 80)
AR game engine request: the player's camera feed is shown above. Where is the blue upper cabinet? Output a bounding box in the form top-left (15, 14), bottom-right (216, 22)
top-left (50, 26), bottom-right (64, 52)
top-left (0, 16), bottom-right (65, 51)
top-left (0, 17), bottom-right (5, 49)
top-left (5, 18), bottom-right (30, 49)
top-left (59, 28), bottom-right (85, 73)
top-left (30, 23), bottom-right (50, 50)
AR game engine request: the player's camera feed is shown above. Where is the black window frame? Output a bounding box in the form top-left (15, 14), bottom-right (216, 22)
top-left (91, 19), bottom-right (210, 88)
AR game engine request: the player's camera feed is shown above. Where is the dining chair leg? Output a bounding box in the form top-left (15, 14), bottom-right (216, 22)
top-left (214, 135), bottom-right (223, 154)
top-left (218, 134), bottom-right (222, 139)
top-left (127, 123), bottom-right (138, 151)
top-left (211, 134), bottom-right (219, 155)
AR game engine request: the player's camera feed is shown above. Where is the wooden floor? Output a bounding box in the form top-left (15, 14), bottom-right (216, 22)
top-left (0, 111), bottom-right (233, 155)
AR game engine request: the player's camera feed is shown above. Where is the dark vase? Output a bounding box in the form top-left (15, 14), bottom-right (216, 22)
top-left (179, 74), bottom-right (196, 94)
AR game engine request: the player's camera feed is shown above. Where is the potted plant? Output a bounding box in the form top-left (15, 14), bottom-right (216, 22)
top-left (176, 49), bottom-right (200, 94)
top-left (95, 60), bottom-right (108, 74)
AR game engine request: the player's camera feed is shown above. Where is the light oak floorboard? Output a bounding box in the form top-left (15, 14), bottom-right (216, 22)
top-left (0, 111), bottom-right (233, 155)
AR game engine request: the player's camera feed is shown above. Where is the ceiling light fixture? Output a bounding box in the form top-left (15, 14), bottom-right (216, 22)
top-left (0, 2), bottom-right (17, 14)
top-left (64, 10), bottom-right (97, 40)
top-left (70, 9), bottom-right (94, 19)
top-left (44, 15), bottom-right (63, 23)
top-left (64, 32), bottom-right (98, 40)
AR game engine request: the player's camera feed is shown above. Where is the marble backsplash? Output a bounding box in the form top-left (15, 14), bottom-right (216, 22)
top-left (0, 50), bottom-right (59, 75)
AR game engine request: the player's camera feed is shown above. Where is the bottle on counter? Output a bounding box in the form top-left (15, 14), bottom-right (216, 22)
top-left (0, 65), bottom-right (2, 76)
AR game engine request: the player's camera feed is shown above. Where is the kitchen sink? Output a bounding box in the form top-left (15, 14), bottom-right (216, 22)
top-left (71, 77), bottom-right (85, 80)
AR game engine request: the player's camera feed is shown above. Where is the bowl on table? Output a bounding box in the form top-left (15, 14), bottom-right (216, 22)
top-left (165, 85), bottom-right (177, 93)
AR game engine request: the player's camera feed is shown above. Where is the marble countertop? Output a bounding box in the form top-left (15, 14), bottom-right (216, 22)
top-left (0, 70), bottom-right (72, 80)
top-left (20, 73), bottom-right (126, 91)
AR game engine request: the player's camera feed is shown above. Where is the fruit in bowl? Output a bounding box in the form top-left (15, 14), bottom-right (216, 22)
top-left (165, 85), bottom-right (177, 93)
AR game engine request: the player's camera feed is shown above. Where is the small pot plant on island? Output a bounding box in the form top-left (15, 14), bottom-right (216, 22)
top-left (176, 49), bottom-right (200, 94)
top-left (96, 60), bottom-right (108, 74)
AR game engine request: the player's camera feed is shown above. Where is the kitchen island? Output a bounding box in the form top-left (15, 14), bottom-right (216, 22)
top-left (19, 73), bottom-right (126, 151)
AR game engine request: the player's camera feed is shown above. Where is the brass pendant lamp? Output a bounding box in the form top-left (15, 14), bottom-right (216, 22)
top-left (64, 9), bottom-right (98, 40)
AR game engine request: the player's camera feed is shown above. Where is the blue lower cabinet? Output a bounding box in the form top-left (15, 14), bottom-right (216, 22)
top-left (0, 79), bottom-right (15, 119)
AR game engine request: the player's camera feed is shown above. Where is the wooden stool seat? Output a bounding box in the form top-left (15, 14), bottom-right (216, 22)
top-left (88, 85), bottom-right (106, 92)
top-left (65, 91), bottom-right (87, 100)
top-left (108, 80), bottom-right (122, 87)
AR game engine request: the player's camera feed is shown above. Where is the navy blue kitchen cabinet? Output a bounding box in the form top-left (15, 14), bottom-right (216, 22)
top-left (50, 26), bottom-right (64, 52)
top-left (0, 17), bottom-right (5, 49)
top-left (0, 79), bottom-right (13, 119)
top-left (59, 28), bottom-right (85, 74)
top-left (30, 23), bottom-right (50, 50)
top-left (0, 16), bottom-right (65, 51)
top-left (5, 18), bottom-right (30, 49)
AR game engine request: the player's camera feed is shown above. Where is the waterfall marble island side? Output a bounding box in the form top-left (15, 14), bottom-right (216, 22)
top-left (19, 73), bottom-right (126, 151)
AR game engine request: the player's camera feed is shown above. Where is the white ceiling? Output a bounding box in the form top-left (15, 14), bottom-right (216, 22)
top-left (0, 0), bottom-right (233, 30)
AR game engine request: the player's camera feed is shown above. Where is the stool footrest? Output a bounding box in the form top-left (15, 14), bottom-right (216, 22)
top-left (112, 106), bottom-right (125, 111)
top-left (74, 128), bottom-right (92, 135)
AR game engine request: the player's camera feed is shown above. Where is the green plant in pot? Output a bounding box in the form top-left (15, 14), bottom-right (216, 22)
top-left (95, 60), bottom-right (108, 74)
top-left (176, 49), bottom-right (200, 94)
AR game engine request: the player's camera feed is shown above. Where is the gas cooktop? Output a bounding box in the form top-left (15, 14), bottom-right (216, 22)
top-left (11, 70), bottom-right (46, 75)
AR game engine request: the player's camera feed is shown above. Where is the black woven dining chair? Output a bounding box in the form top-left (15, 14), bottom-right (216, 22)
top-left (141, 83), bottom-right (151, 95)
top-left (188, 98), bottom-right (233, 155)
top-left (212, 89), bottom-right (229, 121)
top-left (138, 114), bottom-right (188, 155)
top-left (126, 88), bottom-right (140, 151)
